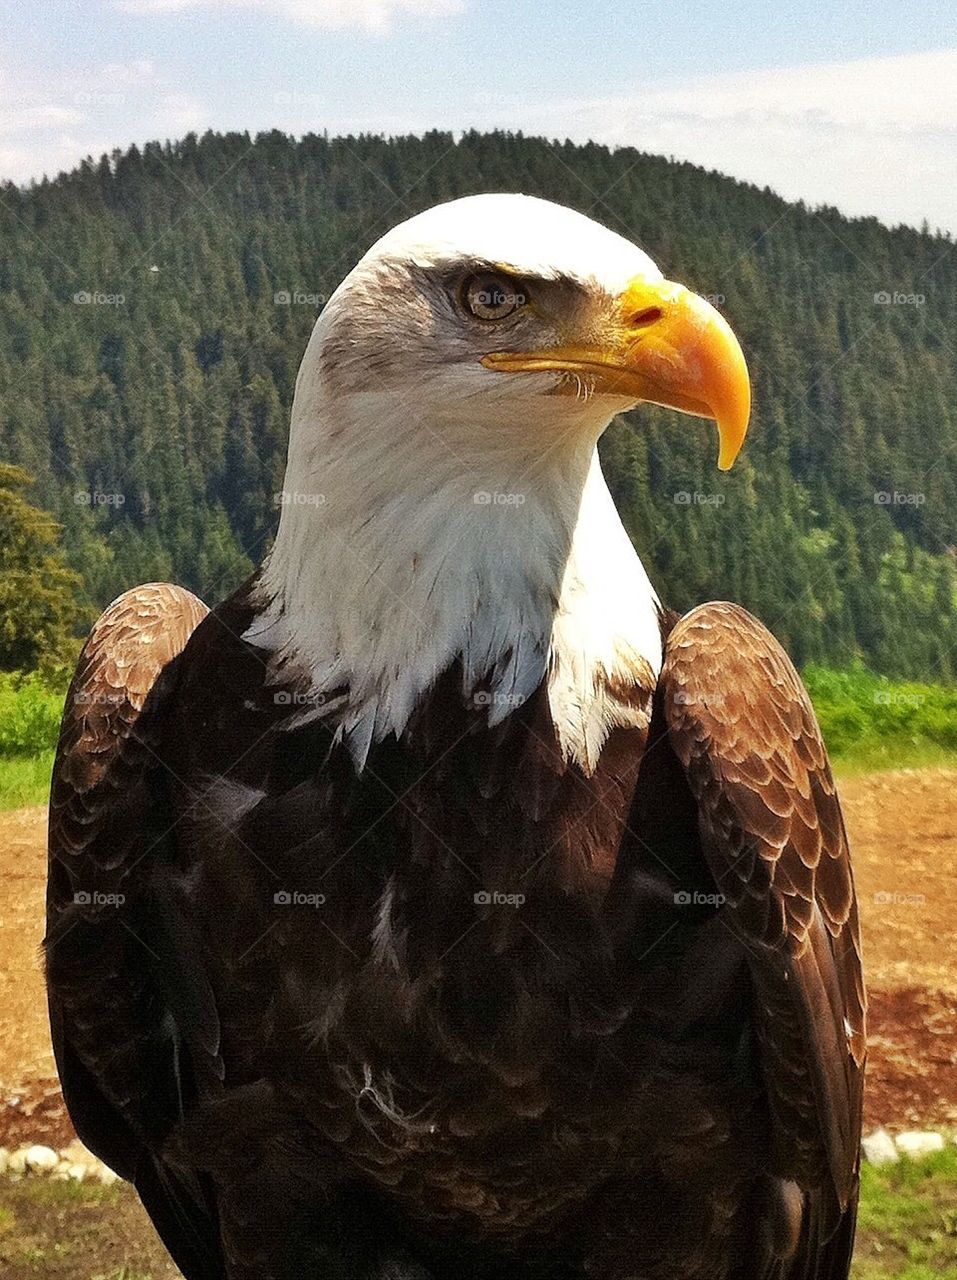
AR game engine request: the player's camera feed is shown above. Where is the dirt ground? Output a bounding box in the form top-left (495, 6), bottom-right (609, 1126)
top-left (1, 770), bottom-right (956, 1148)
top-left (0, 1177), bottom-right (182, 1278)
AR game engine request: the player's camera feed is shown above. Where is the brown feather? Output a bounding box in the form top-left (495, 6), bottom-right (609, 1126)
top-left (46, 587), bottom-right (865, 1280)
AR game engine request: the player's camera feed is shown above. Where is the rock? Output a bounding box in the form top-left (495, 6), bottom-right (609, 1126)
top-left (24, 1144), bottom-right (60, 1174)
top-left (896, 1131), bottom-right (945, 1158)
top-left (58, 1138), bottom-right (96, 1168)
top-left (52, 1157), bottom-right (87, 1182)
top-left (862, 1128), bottom-right (899, 1165)
top-left (0, 1140), bottom-right (106, 1181)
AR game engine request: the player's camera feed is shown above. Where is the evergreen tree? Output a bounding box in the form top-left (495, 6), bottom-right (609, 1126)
top-left (0, 130), bottom-right (954, 680)
top-left (0, 464), bottom-right (88, 671)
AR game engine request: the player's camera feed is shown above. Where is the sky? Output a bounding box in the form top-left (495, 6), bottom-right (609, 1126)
top-left (3, 0), bottom-right (957, 232)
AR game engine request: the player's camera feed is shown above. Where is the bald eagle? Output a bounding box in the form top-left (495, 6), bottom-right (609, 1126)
top-left (46, 194), bottom-right (865, 1280)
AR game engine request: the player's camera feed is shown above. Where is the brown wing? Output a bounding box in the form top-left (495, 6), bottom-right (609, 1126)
top-left (661, 602), bottom-right (866, 1259)
top-left (46, 582), bottom-right (225, 1279)
top-left (49, 582), bottom-right (208, 878)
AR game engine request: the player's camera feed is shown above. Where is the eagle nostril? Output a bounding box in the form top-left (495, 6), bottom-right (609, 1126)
top-left (628, 306), bottom-right (663, 329)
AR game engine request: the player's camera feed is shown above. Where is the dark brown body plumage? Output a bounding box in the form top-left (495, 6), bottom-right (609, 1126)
top-left (46, 581), bottom-right (865, 1280)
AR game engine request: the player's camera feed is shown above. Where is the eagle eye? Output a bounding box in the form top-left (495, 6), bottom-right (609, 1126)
top-left (462, 273), bottom-right (527, 321)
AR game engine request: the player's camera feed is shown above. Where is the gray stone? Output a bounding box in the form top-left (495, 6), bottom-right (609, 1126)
top-left (861, 1128), bottom-right (899, 1165)
top-left (24, 1144), bottom-right (60, 1174)
top-left (895, 1131), bottom-right (945, 1158)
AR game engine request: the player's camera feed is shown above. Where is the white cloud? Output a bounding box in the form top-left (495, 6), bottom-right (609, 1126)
top-left (156, 92), bottom-right (206, 133)
top-left (0, 103), bottom-right (84, 133)
top-left (0, 44), bottom-right (954, 236)
top-left (0, 59), bottom-right (209, 183)
top-left (116, 0), bottom-right (464, 35)
top-left (474, 49), bottom-right (957, 234)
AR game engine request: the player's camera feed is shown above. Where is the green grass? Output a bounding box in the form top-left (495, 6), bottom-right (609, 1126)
top-left (93, 1270), bottom-right (158, 1280)
top-left (804, 666), bottom-right (957, 774)
top-left (0, 673), bottom-right (65, 756)
top-left (0, 671), bottom-right (63, 809)
top-left (854, 1145), bottom-right (957, 1278)
top-left (0, 751), bottom-right (55, 809)
top-left (93, 1270), bottom-right (157, 1280)
top-left (830, 742), bottom-right (957, 778)
top-left (0, 665), bottom-right (956, 811)
top-left (0, 1177), bottom-right (176, 1279)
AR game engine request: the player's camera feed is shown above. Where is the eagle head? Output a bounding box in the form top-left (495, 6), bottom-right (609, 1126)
top-left (257, 195), bottom-right (751, 769)
top-left (293, 192), bottom-right (749, 471)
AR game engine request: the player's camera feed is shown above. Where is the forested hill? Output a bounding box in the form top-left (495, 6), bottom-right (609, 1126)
top-left (1, 129), bottom-right (956, 678)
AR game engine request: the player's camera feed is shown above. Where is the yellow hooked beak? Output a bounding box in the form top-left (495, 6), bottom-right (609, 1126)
top-left (481, 276), bottom-right (751, 471)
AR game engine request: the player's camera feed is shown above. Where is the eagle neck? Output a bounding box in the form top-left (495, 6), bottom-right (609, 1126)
top-left (250, 405), bottom-right (662, 772)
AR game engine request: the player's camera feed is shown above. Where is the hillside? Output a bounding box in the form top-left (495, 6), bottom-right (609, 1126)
top-left (1, 129), bottom-right (955, 677)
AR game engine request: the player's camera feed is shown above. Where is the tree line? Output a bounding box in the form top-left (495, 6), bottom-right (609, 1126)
top-left (0, 128), bottom-right (955, 678)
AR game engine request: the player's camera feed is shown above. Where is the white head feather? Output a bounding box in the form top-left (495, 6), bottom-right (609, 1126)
top-left (248, 194), bottom-right (665, 772)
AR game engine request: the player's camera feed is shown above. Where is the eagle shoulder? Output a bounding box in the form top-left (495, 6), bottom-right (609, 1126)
top-left (45, 582), bottom-right (225, 1279)
top-left (659, 601), bottom-right (865, 1258)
